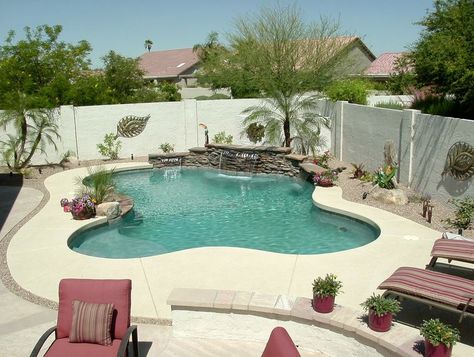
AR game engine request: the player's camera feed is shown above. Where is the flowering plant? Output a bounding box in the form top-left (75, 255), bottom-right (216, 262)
top-left (313, 170), bottom-right (338, 187)
top-left (70, 194), bottom-right (97, 219)
top-left (313, 151), bottom-right (331, 169)
top-left (420, 318), bottom-right (460, 348)
top-left (60, 198), bottom-right (69, 207)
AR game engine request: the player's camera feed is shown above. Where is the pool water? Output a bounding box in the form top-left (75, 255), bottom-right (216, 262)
top-left (69, 168), bottom-right (379, 258)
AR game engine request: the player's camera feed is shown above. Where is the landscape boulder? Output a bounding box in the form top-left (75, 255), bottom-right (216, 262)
top-left (96, 201), bottom-right (121, 219)
top-left (372, 188), bottom-right (409, 206)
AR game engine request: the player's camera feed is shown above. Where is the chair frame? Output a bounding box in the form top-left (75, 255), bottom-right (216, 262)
top-left (30, 324), bottom-right (138, 357)
top-left (383, 290), bottom-right (474, 323)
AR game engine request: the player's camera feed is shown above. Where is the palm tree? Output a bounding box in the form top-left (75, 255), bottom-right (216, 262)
top-left (0, 108), bottom-right (60, 171)
top-left (144, 39), bottom-right (153, 52)
top-left (242, 93), bottom-right (330, 155)
top-left (193, 32), bottom-right (220, 60)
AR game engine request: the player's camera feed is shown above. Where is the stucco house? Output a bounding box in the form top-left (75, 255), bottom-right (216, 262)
top-left (138, 37), bottom-right (375, 88)
top-left (139, 48), bottom-right (200, 88)
top-left (363, 52), bottom-right (408, 81)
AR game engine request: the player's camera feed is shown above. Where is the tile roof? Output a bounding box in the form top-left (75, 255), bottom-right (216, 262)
top-left (364, 52), bottom-right (406, 76)
top-left (139, 48), bottom-right (199, 78)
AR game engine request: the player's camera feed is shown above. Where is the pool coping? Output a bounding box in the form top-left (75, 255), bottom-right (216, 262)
top-left (5, 162), bottom-right (473, 354)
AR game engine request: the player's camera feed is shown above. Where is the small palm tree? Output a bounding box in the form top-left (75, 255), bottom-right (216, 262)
top-left (242, 93), bottom-right (330, 155)
top-left (144, 39), bottom-right (153, 52)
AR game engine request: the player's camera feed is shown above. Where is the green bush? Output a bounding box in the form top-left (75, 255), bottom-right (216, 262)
top-left (97, 133), bottom-right (121, 160)
top-left (213, 131), bottom-right (233, 144)
top-left (361, 293), bottom-right (401, 317)
top-left (160, 143), bottom-right (175, 153)
top-left (195, 93), bottom-right (231, 100)
top-left (325, 79), bottom-right (369, 105)
top-left (79, 166), bottom-right (116, 204)
top-left (420, 318), bottom-right (460, 348)
top-left (312, 274), bottom-right (343, 297)
top-left (375, 101), bottom-right (405, 110)
top-left (245, 123), bottom-right (265, 143)
top-left (410, 95), bottom-right (470, 118)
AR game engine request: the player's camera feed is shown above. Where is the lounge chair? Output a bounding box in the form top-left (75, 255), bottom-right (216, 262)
top-left (427, 238), bottom-right (474, 269)
top-left (261, 327), bottom-right (301, 357)
top-left (378, 267), bottom-right (474, 322)
top-left (30, 279), bottom-right (139, 357)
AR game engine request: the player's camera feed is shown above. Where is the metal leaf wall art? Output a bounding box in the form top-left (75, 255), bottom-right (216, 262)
top-left (441, 141), bottom-right (474, 181)
top-left (115, 114), bottom-right (150, 138)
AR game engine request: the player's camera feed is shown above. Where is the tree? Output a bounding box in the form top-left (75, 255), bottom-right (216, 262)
top-left (102, 50), bottom-right (150, 103)
top-left (411, 0), bottom-right (474, 116)
top-left (144, 39), bottom-right (153, 52)
top-left (242, 93), bottom-right (330, 155)
top-left (229, 4), bottom-right (346, 148)
top-left (193, 31), bottom-right (220, 61)
top-left (0, 25), bottom-right (90, 170)
top-left (387, 54), bottom-right (416, 95)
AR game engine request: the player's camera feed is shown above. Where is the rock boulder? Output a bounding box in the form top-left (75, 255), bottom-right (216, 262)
top-left (96, 201), bottom-right (121, 219)
top-left (372, 188), bottom-right (409, 206)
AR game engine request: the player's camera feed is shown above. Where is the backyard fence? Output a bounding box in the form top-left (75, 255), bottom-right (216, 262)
top-left (0, 97), bottom-right (472, 201)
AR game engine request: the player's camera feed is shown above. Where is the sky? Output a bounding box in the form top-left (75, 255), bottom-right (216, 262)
top-left (0, 0), bottom-right (434, 68)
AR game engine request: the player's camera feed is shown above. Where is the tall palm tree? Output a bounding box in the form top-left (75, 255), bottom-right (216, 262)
top-left (242, 93), bottom-right (330, 155)
top-left (144, 39), bottom-right (153, 52)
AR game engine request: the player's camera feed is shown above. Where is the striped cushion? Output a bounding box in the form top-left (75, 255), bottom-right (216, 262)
top-left (431, 238), bottom-right (474, 263)
top-left (69, 300), bottom-right (114, 346)
top-left (378, 267), bottom-right (474, 312)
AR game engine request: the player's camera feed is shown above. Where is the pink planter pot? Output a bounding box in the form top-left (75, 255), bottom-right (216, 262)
top-left (312, 295), bottom-right (335, 313)
top-left (368, 310), bottom-right (393, 332)
top-left (424, 340), bottom-right (452, 357)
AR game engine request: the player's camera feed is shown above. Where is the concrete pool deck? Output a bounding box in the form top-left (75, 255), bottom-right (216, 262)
top-left (3, 163), bottom-right (473, 355)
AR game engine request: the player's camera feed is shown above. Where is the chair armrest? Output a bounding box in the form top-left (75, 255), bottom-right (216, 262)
top-left (30, 326), bottom-right (57, 357)
top-left (117, 325), bottom-right (139, 357)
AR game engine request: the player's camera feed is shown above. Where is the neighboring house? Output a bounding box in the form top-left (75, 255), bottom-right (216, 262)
top-left (138, 38), bottom-right (375, 89)
top-left (336, 36), bottom-right (376, 75)
top-left (139, 48), bottom-right (200, 87)
top-left (363, 52), bottom-right (407, 81)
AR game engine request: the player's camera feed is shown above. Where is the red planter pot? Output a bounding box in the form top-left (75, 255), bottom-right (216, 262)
top-left (424, 340), bottom-right (453, 357)
top-left (71, 210), bottom-right (95, 220)
top-left (312, 295), bottom-right (335, 313)
top-left (368, 310), bottom-right (393, 332)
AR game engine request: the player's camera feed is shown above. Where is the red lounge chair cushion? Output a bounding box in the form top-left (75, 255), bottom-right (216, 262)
top-left (431, 238), bottom-right (474, 263)
top-left (57, 279), bottom-right (131, 340)
top-left (378, 267), bottom-right (474, 312)
top-left (69, 300), bottom-right (114, 345)
top-left (45, 338), bottom-right (121, 357)
top-left (261, 327), bottom-right (301, 357)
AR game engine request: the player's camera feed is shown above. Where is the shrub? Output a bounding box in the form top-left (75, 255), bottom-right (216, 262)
top-left (374, 164), bottom-right (397, 189)
top-left (78, 166), bottom-right (115, 204)
top-left (351, 163), bottom-right (366, 179)
top-left (97, 133), bottom-right (121, 160)
top-left (443, 196), bottom-right (474, 233)
top-left (325, 79), bottom-right (369, 105)
top-left (213, 131), bottom-right (233, 144)
top-left (411, 94), bottom-right (468, 118)
top-left (195, 93), bottom-right (231, 100)
top-left (313, 151), bottom-right (331, 169)
top-left (160, 143), bottom-right (175, 153)
top-left (375, 101), bottom-right (405, 110)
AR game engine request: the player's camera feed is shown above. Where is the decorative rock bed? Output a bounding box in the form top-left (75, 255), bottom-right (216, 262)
top-left (149, 144), bottom-right (307, 177)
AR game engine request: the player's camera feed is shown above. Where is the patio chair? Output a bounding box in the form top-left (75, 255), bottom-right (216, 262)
top-left (30, 278), bottom-right (139, 357)
top-left (378, 267), bottom-right (474, 323)
top-left (261, 327), bottom-right (301, 357)
top-left (426, 238), bottom-right (474, 269)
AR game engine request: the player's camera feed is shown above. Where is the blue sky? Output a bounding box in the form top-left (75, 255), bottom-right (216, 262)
top-left (0, 0), bottom-right (434, 68)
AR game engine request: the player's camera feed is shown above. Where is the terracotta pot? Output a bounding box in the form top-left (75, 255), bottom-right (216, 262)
top-left (424, 339), bottom-right (452, 357)
top-left (312, 295), bottom-right (335, 313)
top-left (368, 310), bottom-right (393, 332)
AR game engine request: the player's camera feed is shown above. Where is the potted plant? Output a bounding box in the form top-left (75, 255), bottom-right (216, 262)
top-left (420, 318), bottom-right (460, 357)
top-left (361, 293), bottom-right (401, 332)
top-left (312, 274), bottom-right (343, 313)
top-left (70, 194), bottom-right (97, 220)
top-left (60, 198), bottom-right (71, 212)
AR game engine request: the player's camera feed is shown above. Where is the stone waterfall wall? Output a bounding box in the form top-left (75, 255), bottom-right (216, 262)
top-left (148, 144), bottom-right (306, 177)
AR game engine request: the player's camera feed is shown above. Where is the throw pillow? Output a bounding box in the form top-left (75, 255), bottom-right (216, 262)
top-left (69, 300), bottom-right (114, 345)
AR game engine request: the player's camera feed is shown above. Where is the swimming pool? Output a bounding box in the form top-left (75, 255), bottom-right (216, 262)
top-left (69, 168), bottom-right (379, 258)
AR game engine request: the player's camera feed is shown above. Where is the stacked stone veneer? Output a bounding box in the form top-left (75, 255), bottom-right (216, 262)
top-left (148, 144), bottom-right (306, 177)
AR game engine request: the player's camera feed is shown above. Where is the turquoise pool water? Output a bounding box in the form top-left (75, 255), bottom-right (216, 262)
top-left (69, 168), bottom-right (379, 258)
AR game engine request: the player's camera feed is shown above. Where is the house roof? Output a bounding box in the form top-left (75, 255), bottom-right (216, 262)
top-left (139, 48), bottom-right (199, 79)
top-left (364, 52), bottom-right (406, 77)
